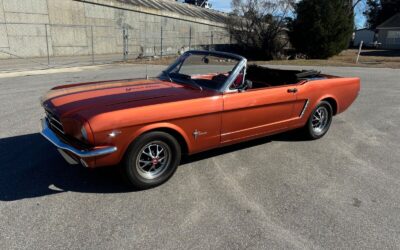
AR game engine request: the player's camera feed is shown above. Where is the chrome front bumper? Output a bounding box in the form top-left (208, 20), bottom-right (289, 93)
top-left (40, 119), bottom-right (117, 164)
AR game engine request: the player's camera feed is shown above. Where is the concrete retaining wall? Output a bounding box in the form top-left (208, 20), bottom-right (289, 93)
top-left (0, 0), bottom-right (230, 60)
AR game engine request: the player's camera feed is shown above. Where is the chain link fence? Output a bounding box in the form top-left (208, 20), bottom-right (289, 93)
top-left (0, 22), bottom-right (232, 71)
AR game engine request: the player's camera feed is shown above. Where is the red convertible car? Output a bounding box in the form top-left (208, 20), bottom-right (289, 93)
top-left (41, 51), bottom-right (360, 189)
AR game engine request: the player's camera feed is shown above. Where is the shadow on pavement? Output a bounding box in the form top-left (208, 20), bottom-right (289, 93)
top-left (182, 130), bottom-right (306, 164)
top-left (0, 133), bottom-right (131, 201)
top-left (360, 50), bottom-right (400, 57)
top-left (0, 130), bottom-right (307, 201)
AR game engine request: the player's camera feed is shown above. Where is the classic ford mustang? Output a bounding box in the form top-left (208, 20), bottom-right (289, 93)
top-left (41, 51), bottom-right (360, 189)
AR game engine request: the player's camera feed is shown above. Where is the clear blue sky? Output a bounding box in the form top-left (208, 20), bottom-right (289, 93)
top-left (209, 0), bottom-right (367, 28)
top-left (209, 0), bottom-right (231, 13)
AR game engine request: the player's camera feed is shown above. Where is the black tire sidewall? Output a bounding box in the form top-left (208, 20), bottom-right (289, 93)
top-left (307, 101), bottom-right (333, 139)
top-left (124, 131), bottom-right (181, 189)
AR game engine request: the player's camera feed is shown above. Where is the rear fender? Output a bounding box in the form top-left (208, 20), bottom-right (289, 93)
top-left (316, 95), bottom-right (340, 115)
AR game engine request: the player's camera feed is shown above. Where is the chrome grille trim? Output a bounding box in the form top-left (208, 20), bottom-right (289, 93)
top-left (45, 110), bottom-right (65, 134)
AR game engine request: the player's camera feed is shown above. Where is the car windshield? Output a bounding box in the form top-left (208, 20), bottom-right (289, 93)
top-left (160, 52), bottom-right (241, 91)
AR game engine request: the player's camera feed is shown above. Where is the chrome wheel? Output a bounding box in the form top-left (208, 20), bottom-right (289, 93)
top-left (312, 106), bottom-right (329, 134)
top-left (136, 141), bottom-right (171, 180)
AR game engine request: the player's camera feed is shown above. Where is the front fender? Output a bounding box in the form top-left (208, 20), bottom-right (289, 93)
top-left (93, 122), bottom-right (192, 167)
top-left (129, 122), bottom-right (192, 152)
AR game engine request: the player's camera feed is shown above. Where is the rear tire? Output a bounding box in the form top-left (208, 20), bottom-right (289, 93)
top-left (304, 101), bottom-right (333, 140)
top-left (123, 131), bottom-right (181, 189)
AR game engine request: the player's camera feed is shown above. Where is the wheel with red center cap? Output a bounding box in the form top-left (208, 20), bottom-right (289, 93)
top-left (136, 141), bottom-right (170, 180)
top-left (123, 131), bottom-right (181, 189)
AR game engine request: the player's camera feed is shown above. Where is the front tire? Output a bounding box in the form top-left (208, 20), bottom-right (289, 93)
top-left (304, 101), bottom-right (333, 140)
top-left (123, 131), bottom-right (181, 189)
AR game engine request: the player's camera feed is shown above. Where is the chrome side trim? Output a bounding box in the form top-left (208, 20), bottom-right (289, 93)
top-left (300, 99), bottom-right (310, 118)
top-left (40, 119), bottom-right (117, 158)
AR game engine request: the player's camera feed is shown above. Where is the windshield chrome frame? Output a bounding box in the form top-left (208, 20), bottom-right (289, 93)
top-left (160, 50), bottom-right (247, 93)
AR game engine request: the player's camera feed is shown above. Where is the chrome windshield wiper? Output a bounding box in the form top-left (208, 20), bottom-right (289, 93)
top-left (177, 73), bottom-right (203, 91)
top-left (187, 78), bottom-right (203, 91)
top-left (161, 71), bottom-right (173, 82)
top-left (167, 72), bottom-right (203, 91)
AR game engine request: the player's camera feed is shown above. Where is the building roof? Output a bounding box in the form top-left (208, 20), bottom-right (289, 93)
top-left (377, 13), bottom-right (400, 29)
top-left (116, 0), bottom-right (227, 23)
top-left (355, 28), bottom-right (374, 32)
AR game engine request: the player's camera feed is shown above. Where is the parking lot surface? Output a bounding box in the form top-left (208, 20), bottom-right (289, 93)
top-left (0, 63), bottom-right (399, 249)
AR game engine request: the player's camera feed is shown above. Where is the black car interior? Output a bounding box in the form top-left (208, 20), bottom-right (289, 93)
top-left (244, 65), bottom-right (322, 89)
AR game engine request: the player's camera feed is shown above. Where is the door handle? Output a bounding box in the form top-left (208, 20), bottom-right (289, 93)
top-left (287, 88), bottom-right (298, 93)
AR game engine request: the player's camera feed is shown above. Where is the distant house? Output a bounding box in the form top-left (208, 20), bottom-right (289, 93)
top-left (376, 13), bottom-right (400, 49)
top-left (353, 28), bottom-right (375, 47)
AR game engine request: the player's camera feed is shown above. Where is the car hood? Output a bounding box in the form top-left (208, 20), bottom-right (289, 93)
top-left (42, 78), bottom-right (213, 118)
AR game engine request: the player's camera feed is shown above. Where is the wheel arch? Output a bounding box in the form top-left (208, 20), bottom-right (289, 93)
top-left (319, 96), bottom-right (338, 115)
top-left (146, 127), bottom-right (189, 155)
top-left (126, 123), bottom-right (191, 157)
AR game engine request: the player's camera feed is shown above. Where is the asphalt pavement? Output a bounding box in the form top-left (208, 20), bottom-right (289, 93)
top-left (0, 63), bottom-right (399, 249)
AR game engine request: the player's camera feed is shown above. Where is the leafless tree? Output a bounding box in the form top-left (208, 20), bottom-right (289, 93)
top-left (226, 0), bottom-right (363, 59)
top-left (352, 0), bottom-right (363, 9)
top-left (347, 0), bottom-right (364, 15)
top-left (227, 0), bottom-right (295, 59)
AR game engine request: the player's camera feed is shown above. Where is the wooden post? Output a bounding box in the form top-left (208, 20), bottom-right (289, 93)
top-left (356, 40), bottom-right (363, 64)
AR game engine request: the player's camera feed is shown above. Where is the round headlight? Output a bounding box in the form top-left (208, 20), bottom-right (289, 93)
top-left (81, 126), bottom-right (88, 141)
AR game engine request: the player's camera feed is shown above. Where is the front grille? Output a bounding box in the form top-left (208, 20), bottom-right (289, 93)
top-left (45, 109), bottom-right (65, 134)
top-left (44, 109), bottom-right (91, 150)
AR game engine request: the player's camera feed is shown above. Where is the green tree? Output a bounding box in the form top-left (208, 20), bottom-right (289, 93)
top-left (364, 0), bottom-right (400, 28)
top-left (226, 0), bottom-right (295, 60)
top-left (289, 0), bottom-right (354, 59)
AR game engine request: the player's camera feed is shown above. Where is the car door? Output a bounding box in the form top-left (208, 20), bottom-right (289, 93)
top-left (221, 85), bottom-right (299, 144)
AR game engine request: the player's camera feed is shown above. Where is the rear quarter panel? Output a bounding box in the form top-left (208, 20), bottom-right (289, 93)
top-left (293, 77), bottom-right (360, 127)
